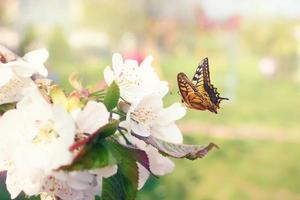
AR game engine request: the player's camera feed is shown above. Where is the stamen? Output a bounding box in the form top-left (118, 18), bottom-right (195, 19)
top-left (32, 120), bottom-right (60, 144)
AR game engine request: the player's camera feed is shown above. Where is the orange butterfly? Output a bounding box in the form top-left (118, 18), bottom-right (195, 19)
top-left (177, 58), bottom-right (228, 114)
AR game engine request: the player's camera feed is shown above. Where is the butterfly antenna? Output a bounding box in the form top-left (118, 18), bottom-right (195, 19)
top-left (220, 97), bottom-right (229, 101)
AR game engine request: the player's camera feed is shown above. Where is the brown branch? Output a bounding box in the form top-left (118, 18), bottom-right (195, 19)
top-left (0, 45), bottom-right (18, 63)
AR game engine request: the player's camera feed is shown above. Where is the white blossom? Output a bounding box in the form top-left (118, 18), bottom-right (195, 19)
top-left (104, 53), bottom-right (168, 103)
top-left (0, 48), bottom-right (48, 105)
top-left (0, 91), bottom-right (76, 198)
top-left (120, 94), bottom-right (186, 144)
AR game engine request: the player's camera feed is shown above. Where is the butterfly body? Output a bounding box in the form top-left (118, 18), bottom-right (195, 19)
top-left (177, 58), bottom-right (228, 114)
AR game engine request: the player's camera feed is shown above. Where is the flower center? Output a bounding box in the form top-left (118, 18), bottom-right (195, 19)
top-left (130, 106), bottom-right (157, 125)
top-left (117, 67), bottom-right (143, 87)
top-left (32, 120), bottom-right (60, 144)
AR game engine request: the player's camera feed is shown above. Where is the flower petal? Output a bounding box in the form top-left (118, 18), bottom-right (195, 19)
top-left (0, 65), bottom-right (13, 86)
top-left (124, 59), bottom-right (138, 69)
top-left (103, 66), bottom-right (114, 86)
top-left (23, 48), bottom-right (49, 65)
top-left (146, 146), bottom-right (175, 176)
top-left (22, 48), bottom-right (49, 77)
top-left (157, 103), bottom-right (186, 125)
top-left (8, 61), bottom-right (36, 77)
top-left (135, 94), bottom-right (163, 113)
top-left (157, 81), bottom-right (169, 97)
top-left (152, 123), bottom-right (183, 144)
top-left (140, 56), bottom-right (153, 69)
top-left (112, 53), bottom-right (123, 76)
top-left (131, 122), bottom-right (151, 137)
top-left (137, 163), bottom-right (150, 190)
top-left (75, 101), bottom-right (109, 134)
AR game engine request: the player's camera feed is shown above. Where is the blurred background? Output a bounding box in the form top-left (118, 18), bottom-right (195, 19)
top-left (1, 0), bottom-right (300, 199)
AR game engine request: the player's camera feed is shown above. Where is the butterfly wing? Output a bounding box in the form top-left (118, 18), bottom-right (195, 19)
top-left (192, 58), bottom-right (228, 108)
top-left (177, 72), bottom-right (208, 110)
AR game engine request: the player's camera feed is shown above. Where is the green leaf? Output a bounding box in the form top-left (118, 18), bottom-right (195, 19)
top-left (101, 140), bottom-right (143, 200)
top-left (59, 121), bottom-right (119, 171)
top-left (60, 140), bottom-right (118, 171)
top-left (134, 134), bottom-right (219, 160)
top-left (104, 81), bottom-right (120, 111)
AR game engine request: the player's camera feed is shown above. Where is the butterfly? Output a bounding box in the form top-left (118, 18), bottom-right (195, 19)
top-left (177, 57), bottom-right (228, 114)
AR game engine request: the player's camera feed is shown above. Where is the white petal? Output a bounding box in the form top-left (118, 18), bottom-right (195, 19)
top-left (8, 61), bottom-right (36, 77)
top-left (112, 53), bottom-right (123, 76)
top-left (76, 101), bottom-right (109, 134)
top-left (6, 168), bottom-right (43, 199)
top-left (23, 48), bottom-right (49, 65)
top-left (135, 95), bottom-right (163, 113)
top-left (137, 163), bottom-right (150, 190)
top-left (0, 65), bottom-right (13, 86)
top-left (6, 173), bottom-right (22, 199)
top-left (146, 146), bottom-right (175, 176)
top-left (152, 123), bottom-right (183, 144)
top-left (22, 48), bottom-right (49, 77)
top-left (36, 65), bottom-right (48, 77)
top-left (140, 56), bottom-right (153, 69)
top-left (158, 81), bottom-right (169, 97)
top-left (103, 66), bottom-right (114, 85)
top-left (70, 108), bottom-right (81, 120)
top-left (124, 59), bottom-right (138, 68)
top-left (131, 122), bottom-right (151, 137)
top-left (157, 103), bottom-right (186, 125)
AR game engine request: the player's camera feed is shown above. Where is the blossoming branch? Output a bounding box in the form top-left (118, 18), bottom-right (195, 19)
top-left (0, 45), bottom-right (218, 200)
